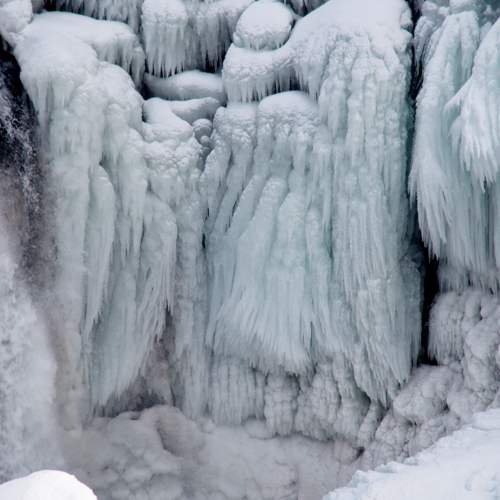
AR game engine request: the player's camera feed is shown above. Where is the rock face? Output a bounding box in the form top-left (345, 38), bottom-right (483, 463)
top-left (0, 0), bottom-right (499, 499)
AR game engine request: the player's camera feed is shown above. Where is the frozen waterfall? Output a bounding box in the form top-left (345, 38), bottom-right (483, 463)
top-left (1, 0), bottom-right (500, 498)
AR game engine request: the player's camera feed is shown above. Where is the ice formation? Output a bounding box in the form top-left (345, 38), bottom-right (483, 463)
top-left (8, 7), bottom-right (206, 413)
top-left (410, 0), bottom-right (500, 289)
top-left (2, 0), bottom-right (500, 498)
top-left (205, 0), bottom-right (421, 417)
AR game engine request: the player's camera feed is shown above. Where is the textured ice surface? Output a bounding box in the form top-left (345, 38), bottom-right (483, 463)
top-left (0, 471), bottom-right (96, 500)
top-left (141, 0), bottom-right (253, 76)
top-left (12, 8), bottom-right (205, 411)
top-left (411, 0), bottom-right (500, 289)
top-left (324, 409), bottom-right (500, 500)
top-left (207, 0), bottom-right (421, 413)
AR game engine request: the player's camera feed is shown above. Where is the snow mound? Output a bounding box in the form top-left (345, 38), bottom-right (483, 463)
top-left (0, 471), bottom-right (96, 500)
top-left (233, 1), bottom-right (295, 51)
top-left (324, 409), bottom-right (500, 500)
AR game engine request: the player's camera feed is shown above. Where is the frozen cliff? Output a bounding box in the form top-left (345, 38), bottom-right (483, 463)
top-left (0, 0), bottom-right (500, 498)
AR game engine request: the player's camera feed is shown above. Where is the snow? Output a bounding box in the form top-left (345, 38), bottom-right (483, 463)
top-left (233, 1), bottom-right (295, 51)
top-left (0, 0), bottom-right (32, 45)
top-left (324, 409), bottom-right (500, 500)
top-left (30, 12), bottom-right (145, 84)
top-left (0, 471), bottom-right (96, 500)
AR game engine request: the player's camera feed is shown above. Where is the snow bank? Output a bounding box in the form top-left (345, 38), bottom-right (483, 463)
top-left (324, 409), bottom-right (500, 500)
top-left (0, 471), bottom-right (96, 500)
